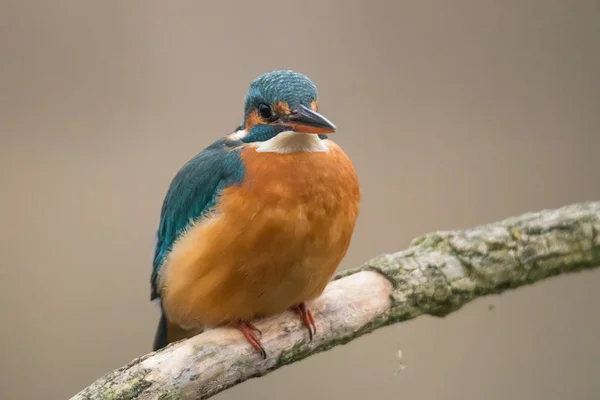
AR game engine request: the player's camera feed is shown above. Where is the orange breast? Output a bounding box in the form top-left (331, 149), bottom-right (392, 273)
top-left (160, 140), bottom-right (360, 329)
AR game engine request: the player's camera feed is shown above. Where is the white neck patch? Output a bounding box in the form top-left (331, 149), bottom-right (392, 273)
top-left (255, 131), bottom-right (329, 154)
top-left (227, 129), bottom-right (248, 141)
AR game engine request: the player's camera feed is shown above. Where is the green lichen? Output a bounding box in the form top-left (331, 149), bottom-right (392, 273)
top-left (410, 232), bottom-right (445, 248)
top-left (232, 355), bottom-right (256, 372)
top-left (278, 341), bottom-right (309, 366)
top-left (158, 390), bottom-right (183, 400)
top-left (88, 371), bottom-right (152, 400)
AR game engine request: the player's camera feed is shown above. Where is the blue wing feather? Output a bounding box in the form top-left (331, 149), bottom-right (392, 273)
top-left (150, 137), bottom-right (245, 300)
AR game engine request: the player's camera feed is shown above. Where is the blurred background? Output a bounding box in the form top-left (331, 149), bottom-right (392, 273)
top-left (1, 1), bottom-right (599, 399)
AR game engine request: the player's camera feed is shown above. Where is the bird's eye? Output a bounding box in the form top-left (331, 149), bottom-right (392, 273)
top-left (258, 103), bottom-right (274, 120)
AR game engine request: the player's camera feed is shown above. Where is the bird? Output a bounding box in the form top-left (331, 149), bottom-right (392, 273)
top-left (150, 69), bottom-right (360, 358)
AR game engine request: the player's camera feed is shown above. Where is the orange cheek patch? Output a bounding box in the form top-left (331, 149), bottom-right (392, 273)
top-left (311, 99), bottom-right (319, 112)
top-left (273, 101), bottom-right (291, 116)
top-left (245, 110), bottom-right (262, 131)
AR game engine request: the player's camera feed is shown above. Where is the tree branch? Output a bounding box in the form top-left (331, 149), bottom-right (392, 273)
top-left (71, 201), bottom-right (600, 400)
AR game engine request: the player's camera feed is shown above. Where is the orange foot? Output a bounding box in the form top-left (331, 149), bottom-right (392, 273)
top-left (292, 302), bottom-right (316, 341)
top-left (237, 321), bottom-right (266, 359)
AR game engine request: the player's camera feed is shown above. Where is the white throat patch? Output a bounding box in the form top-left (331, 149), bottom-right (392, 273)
top-left (227, 129), bottom-right (248, 141)
top-left (255, 131), bottom-right (329, 154)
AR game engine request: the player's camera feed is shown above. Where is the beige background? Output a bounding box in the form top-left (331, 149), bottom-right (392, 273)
top-left (1, 1), bottom-right (599, 399)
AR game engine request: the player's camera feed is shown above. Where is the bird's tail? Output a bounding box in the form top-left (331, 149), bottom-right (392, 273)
top-left (153, 309), bottom-right (169, 351)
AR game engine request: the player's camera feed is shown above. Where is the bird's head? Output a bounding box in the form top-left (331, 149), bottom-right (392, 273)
top-left (236, 70), bottom-right (336, 143)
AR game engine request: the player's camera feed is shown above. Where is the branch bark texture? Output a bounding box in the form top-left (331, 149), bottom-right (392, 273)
top-left (72, 201), bottom-right (600, 400)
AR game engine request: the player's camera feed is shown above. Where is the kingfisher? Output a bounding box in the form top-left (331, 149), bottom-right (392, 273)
top-left (150, 70), bottom-right (360, 358)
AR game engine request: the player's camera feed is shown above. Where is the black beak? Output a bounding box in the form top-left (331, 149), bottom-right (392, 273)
top-left (282, 104), bottom-right (336, 134)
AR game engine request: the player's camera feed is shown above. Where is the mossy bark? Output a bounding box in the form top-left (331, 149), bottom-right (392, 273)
top-left (70, 201), bottom-right (600, 400)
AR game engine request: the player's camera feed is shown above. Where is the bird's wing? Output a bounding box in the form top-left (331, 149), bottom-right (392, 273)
top-left (150, 138), bottom-right (245, 300)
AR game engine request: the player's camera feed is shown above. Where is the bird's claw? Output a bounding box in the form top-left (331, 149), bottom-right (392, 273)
top-left (237, 321), bottom-right (266, 359)
top-left (292, 302), bottom-right (317, 341)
